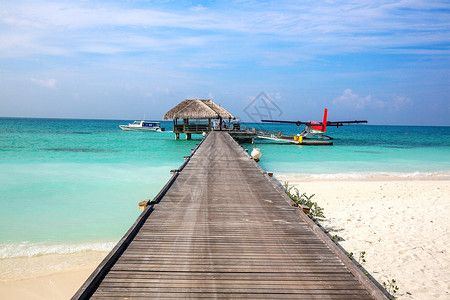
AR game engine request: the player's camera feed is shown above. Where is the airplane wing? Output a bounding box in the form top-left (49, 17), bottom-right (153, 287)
top-left (262, 120), bottom-right (367, 126)
top-left (261, 119), bottom-right (308, 126)
top-left (327, 120), bottom-right (367, 127)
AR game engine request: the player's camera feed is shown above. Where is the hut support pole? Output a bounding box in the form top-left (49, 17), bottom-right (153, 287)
top-left (173, 120), bottom-right (179, 140)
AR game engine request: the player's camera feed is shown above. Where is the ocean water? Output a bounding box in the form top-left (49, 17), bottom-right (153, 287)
top-left (242, 123), bottom-right (450, 178)
top-left (0, 118), bottom-right (449, 258)
top-left (0, 118), bottom-right (198, 258)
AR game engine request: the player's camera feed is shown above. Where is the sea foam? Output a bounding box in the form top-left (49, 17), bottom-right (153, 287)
top-left (0, 241), bottom-right (116, 259)
top-left (275, 170), bottom-right (450, 181)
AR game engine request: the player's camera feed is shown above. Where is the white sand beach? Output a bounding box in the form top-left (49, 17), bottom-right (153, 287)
top-left (0, 251), bottom-right (108, 300)
top-left (0, 177), bottom-right (448, 299)
top-left (279, 175), bottom-right (450, 299)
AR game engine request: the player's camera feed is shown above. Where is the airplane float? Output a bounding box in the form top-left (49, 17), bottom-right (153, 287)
top-left (261, 108), bottom-right (367, 140)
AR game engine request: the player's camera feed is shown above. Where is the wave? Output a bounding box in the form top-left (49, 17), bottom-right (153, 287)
top-left (0, 241), bottom-right (116, 259)
top-left (44, 147), bottom-right (118, 153)
top-left (275, 170), bottom-right (450, 180)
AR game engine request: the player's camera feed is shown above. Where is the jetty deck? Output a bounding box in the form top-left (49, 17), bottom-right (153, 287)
top-left (74, 131), bottom-right (386, 299)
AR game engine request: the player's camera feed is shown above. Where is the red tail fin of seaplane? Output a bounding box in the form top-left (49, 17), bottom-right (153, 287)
top-left (311, 108), bottom-right (328, 133)
top-left (322, 108), bottom-right (328, 132)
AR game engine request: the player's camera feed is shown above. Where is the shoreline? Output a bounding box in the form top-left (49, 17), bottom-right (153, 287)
top-left (274, 172), bottom-right (450, 182)
top-left (0, 175), bottom-right (448, 299)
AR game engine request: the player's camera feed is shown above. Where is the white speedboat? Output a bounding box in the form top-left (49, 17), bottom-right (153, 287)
top-left (119, 121), bottom-right (165, 131)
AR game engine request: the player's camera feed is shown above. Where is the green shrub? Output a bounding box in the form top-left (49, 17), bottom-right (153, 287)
top-left (284, 182), bottom-right (325, 223)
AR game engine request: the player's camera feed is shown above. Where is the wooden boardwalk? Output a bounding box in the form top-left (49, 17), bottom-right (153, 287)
top-left (74, 131), bottom-right (386, 299)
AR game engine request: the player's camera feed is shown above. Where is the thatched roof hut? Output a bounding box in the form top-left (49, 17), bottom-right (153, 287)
top-left (163, 99), bottom-right (235, 120)
top-left (163, 99), bottom-right (235, 140)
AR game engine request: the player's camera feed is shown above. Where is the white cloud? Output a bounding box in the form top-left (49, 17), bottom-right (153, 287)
top-left (190, 5), bottom-right (207, 12)
top-left (333, 89), bottom-right (375, 109)
top-left (391, 95), bottom-right (412, 111)
top-left (334, 89), bottom-right (412, 111)
top-left (0, 0), bottom-right (448, 59)
top-left (30, 78), bottom-right (57, 88)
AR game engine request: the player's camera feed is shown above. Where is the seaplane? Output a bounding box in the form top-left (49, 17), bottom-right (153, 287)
top-left (261, 108), bottom-right (367, 140)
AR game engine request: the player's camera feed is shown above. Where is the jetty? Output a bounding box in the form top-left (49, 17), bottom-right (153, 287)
top-left (162, 99), bottom-right (332, 145)
top-left (73, 131), bottom-right (386, 299)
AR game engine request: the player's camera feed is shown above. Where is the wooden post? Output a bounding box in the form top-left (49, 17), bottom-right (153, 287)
top-left (186, 133), bottom-right (191, 140)
top-left (138, 200), bottom-right (149, 210)
top-left (299, 204), bottom-right (311, 214)
top-left (183, 118), bottom-right (188, 133)
top-left (173, 120), bottom-right (178, 140)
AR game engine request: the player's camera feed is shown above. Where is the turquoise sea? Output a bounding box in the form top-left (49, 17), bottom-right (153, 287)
top-left (0, 118), bottom-right (449, 258)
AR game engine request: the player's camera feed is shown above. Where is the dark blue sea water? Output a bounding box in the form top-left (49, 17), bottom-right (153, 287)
top-left (0, 118), bottom-right (449, 258)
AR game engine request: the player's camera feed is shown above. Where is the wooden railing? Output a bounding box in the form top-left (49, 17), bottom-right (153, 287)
top-left (173, 124), bottom-right (184, 133)
top-left (185, 124), bottom-right (209, 132)
top-left (173, 124), bottom-right (210, 133)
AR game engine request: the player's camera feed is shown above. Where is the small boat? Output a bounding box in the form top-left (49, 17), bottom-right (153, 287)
top-left (119, 121), bottom-right (165, 131)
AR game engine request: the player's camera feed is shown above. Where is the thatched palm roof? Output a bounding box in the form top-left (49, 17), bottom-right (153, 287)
top-left (163, 99), bottom-right (235, 120)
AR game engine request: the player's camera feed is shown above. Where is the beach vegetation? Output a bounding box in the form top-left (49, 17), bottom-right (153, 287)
top-left (349, 251), bottom-right (366, 266)
top-left (348, 251), bottom-right (368, 273)
top-left (357, 250), bottom-right (366, 267)
top-left (331, 234), bottom-right (342, 244)
top-left (383, 279), bottom-right (399, 299)
top-left (283, 182), bottom-right (325, 223)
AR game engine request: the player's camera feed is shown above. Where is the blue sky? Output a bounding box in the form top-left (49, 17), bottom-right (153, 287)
top-left (0, 0), bottom-right (449, 125)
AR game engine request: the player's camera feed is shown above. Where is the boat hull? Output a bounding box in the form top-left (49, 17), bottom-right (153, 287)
top-left (119, 125), bottom-right (163, 131)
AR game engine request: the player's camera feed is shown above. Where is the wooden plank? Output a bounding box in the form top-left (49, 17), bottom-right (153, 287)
top-left (103, 276), bottom-right (358, 282)
top-left (103, 272), bottom-right (358, 283)
top-left (98, 279), bottom-right (366, 288)
top-left (91, 292), bottom-right (371, 299)
top-left (93, 286), bottom-right (369, 294)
